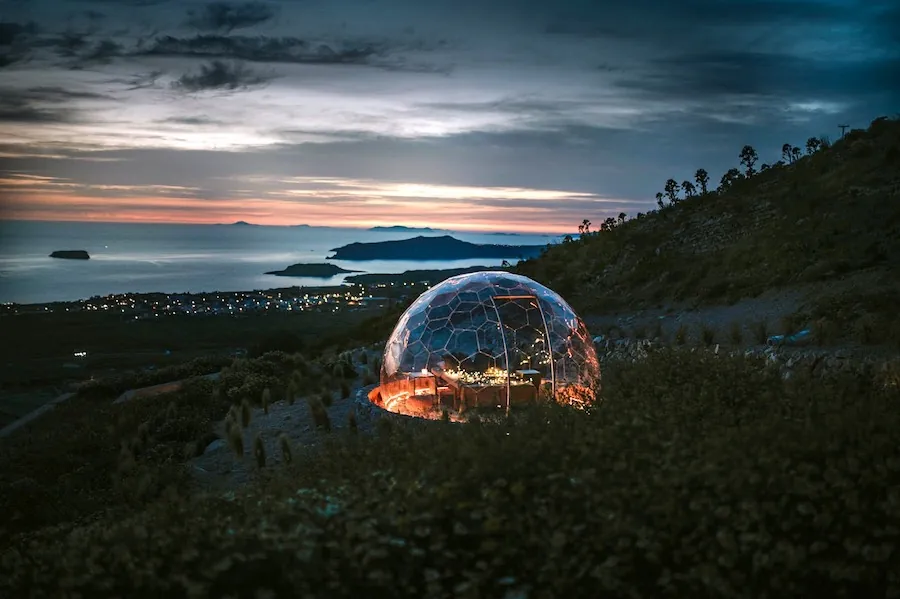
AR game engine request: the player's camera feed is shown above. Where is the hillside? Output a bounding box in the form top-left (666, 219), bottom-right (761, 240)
top-left (517, 117), bottom-right (900, 330)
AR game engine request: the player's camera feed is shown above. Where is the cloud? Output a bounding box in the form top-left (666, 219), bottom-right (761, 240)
top-left (141, 34), bottom-right (381, 66)
top-left (81, 39), bottom-right (123, 64)
top-left (0, 86), bottom-right (115, 123)
top-left (185, 1), bottom-right (277, 33)
top-left (171, 60), bottom-right (272, 92)
top-left (0, 21), bottom-right (39, 68)
top-left (161, 115), bottom-right (224, 125)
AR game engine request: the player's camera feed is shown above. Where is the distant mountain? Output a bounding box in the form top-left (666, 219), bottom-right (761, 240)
top-left (328, 235), bottom-right (546, 261)
top-left (265, 263), bottom-right (360, 277)
top-left (369, 225), bottom-right (447, 233)
top-left (345, 265), bottom-right (511, 285)
top-left (226, 221), bottom-right (312, 227)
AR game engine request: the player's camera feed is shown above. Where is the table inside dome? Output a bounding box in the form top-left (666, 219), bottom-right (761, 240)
top-left (431, 367), bottom-right (539, 410)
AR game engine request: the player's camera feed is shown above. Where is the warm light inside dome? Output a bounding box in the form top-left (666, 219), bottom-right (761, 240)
top-left (368, 271), bottom-right (600, 420)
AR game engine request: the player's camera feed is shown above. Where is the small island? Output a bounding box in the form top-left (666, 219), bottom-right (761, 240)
top-left (328, 235), bottom-right (546, 261)
top-left (49, 250), bottom-right (90, 260)
top-left (264, 263), bottom-right (360, 277)
top-left (368, 225), bottom-right (447, 233)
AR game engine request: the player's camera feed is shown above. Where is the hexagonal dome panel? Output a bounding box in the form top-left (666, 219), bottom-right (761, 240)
top-left (378, 271), bottom-right (600, 416)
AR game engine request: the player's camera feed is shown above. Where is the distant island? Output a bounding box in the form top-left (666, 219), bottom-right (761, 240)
top-left (345, 265), bottom-right (511, 285)
top-left (328, 235), bottom-right (546, 261)
top-left (368, 225), bottom-right (447, 233)
top-left (49, 250), bottom-right (90, 260)
top-left (264, 263), bottom-right (360, 277)
top-left (227, 221), bottom-right (312, 227)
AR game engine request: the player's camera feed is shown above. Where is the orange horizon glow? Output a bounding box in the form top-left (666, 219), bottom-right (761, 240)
top-left (0, 194), bottom-right (576, 234)
top-left (0, 174), bottom-right (632, 234)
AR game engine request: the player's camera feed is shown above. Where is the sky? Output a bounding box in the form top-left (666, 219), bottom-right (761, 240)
top-left (0, 0), bottom-right (897, 233)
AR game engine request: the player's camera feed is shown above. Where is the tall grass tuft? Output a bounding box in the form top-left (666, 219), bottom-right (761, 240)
top-left (261, 388), bottom-right (271, 415)
top-left (700, 325), bottom-right (715, 346)
top-left (285, 381), bottom-right (296, 406)
top-left (308, 398), bottom-right (331, 431)
top-left (729, 322), bottom-right (743, 345)
top-left (674, 324), bottom-right (687, 345)
top-left (340, 381), bottom-right (351, 399)
top-left (253, 434), bottom-right (266, 469)
top-left (347, 410), bottom-right (358, 434)
top-left (278, 434), bottom-right (293, 464)
top-left (227, 425), bottom-right (243, 457)
top-left (240, 399), bottom-right (252, 427)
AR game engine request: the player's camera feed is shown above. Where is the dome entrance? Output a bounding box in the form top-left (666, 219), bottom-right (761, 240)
top-left (370, 271), bottom-right (600, 419)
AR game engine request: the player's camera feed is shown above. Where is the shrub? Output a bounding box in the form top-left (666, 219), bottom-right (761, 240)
top-left (700, 324), bottom-right (715, 346)
top-left (729, 321), bottom-right (743, 345)
top-left (674, 324), bottom-right (687, 345)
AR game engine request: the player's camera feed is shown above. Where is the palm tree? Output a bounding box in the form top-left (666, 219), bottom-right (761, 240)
top-left (718, 168), bottom-right (741, 192)
top-left (739, 145), bottom-right (758, 177)
top-left (681, 180), bottom-right (696, 199)
top-left (655, 192), bottom-right (665, 209)
top-left (805, 137), bottom-right (821, 155)
top-left (581, 219), bottom-right (591, 235)
top-left (664, 178), bottom-right (679, 204)
top-left (604, 217), bottom-right (616, 231)
top-left (790, 146), bottom-right (802, 162)
top-left (694, 168), bottom-right (709, 194)
top-left (617, 212), bottom-right (626, 225)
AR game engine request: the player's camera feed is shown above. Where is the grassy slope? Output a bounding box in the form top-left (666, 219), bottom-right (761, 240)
top-left (1, 351), bottom-right (898, 597)
top-left (516, 117), bottom-right (900, 318)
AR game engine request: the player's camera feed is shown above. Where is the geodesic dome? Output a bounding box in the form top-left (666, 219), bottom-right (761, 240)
top-left (378, 271), bottom-right (599, 415)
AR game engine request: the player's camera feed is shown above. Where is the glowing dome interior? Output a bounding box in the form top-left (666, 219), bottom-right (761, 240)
top-left (374, 271), bottom-right (600, 418)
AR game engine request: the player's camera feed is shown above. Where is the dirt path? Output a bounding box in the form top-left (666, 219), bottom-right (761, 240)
top-left (583, 270), bottom-right (886, 347)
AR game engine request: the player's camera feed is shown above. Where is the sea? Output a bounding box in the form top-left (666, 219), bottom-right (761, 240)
top-left (0, 221), bottom-right (563, 304)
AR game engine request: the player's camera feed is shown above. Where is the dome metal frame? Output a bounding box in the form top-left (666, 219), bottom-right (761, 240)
top-left (379, 271), bottom-right (599, 416)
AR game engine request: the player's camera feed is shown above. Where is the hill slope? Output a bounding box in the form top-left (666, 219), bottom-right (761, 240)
top-left (517, 117), bottom-right (900, 319)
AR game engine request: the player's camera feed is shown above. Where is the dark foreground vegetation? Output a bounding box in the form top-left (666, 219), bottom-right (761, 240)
top-left (2, 347), bottom-right (899, 597)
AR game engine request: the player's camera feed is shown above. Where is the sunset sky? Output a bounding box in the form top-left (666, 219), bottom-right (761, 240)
top-left (0, 0), bottom-right (897, 233)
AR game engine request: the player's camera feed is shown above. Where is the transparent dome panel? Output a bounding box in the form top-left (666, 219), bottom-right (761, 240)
top-left (378, 271), bottom-right (600, 415)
